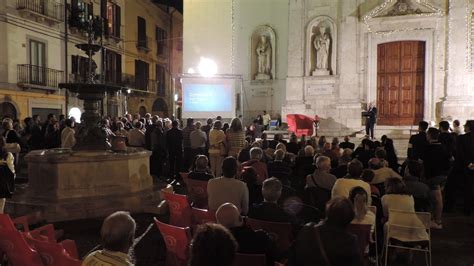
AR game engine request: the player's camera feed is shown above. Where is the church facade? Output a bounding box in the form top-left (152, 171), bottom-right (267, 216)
top-left (183, 0), bottom-right (474, 135)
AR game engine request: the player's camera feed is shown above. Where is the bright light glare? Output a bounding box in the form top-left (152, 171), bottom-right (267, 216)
top-left (198, 57), bottom-right (217, 77)
top-left (68, 107), bottom-right (81, 123)
top-left (174, 94), bottom-right (178, 101)
top-left (187, 68), bottom-right (195, 74)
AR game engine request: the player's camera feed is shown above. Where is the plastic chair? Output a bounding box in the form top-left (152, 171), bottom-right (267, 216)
top-left (0, 228), bottom-right (43, 266)
top-left (161, 189), bottom-right (193, 227)
top-left (154, 218), bottom-right (192, 266)
top-left (368, 206), bottom-right (379, 266)
top-left (0, 214), bottom-right (61, 243)
top-left (186, 178), bottom-right (209, 208)
top-left (0, 214), bottom-right (28, 231)
top-left (233, 253), bottom-right (266, 266)
top-left (0, 213), bottom-right (79, 263)
top-left (384, 210), bottom-right (431, 266)
top-left (25, 234), bottom-right (81, 266)
top-left (348, 224), bottom-right (371, 258)
top-left (191, 207), bottom-right (216, 225)
top-left (246, 218), bottom-right (293, 255)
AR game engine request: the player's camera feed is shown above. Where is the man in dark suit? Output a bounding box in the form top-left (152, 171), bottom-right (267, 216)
top-left (407, 121), bottom-right (429, 160)
top-left (456, 120), bottom-right (474, 216)
top-left (423, 128), bottom-right (450, 229)
top-left (248, 177), bottom-right (292, 223)
top-left (365, 103), bottom-right (377, 140)
top-left (166, 120), bottom-right (183, 178)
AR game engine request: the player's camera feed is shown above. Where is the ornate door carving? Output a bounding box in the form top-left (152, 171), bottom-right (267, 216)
top-left (377, 41), bottom-right (424, 125)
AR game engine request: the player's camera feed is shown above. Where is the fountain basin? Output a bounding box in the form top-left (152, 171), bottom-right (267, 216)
top-left (8, 149), bottom-right (160, 222)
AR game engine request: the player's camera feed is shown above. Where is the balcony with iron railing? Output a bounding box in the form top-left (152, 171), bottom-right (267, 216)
top-left (136, 36), bottom-right (152, 53)
top-left (17, 0), bottom-right (64, 23)
top-left (17, 64), bottom-right (64, 92)
top-left (68, 72), bottom-right (157, 94)
top-left (122, 74), bottom-right (157, 93)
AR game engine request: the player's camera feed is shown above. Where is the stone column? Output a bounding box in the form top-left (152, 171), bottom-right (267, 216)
top-left (443, 0), bottom-right (474, 121)
top-left (334, 0), bottom-right (362, 130)
top-left (283, 0), bottom-right (307, 115)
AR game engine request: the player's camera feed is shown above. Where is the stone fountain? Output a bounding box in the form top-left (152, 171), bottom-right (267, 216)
top-left (9, 16), bottom-right (159, 222)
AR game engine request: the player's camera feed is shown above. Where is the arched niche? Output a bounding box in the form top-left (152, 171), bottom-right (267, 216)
top-left (306, 16), bottom-right (337, 76)
top-left (0, 101), bottom-right (18, 120)
top-left (250, 25), bottom-right (276, 80)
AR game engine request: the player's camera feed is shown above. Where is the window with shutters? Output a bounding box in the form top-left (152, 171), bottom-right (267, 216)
top-left (156, 26), bottom-right (166, 56)
top-left (135, 60), bottom-right (149, 91)
top-left (71, 55), bottom-right (92, 82)
top-left (105, 50), bottom-right (121, 84)
top-left (71, 0), bottom-right (93, 21)
top-left (106, 1), bottom-right (121, 39)
top-left (156, 64), bottom-right (166, 96)
top-left (137, 16), bottom-right (148, 49)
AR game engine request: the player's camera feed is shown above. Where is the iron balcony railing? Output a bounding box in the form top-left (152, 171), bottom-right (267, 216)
top-left (17, 64), bottom-right (64, 88)
top-left (68, 72), bottom-right (157, 93)
top-left (122, 74), bottom-right (157, 93)
top-left (136, 36), bottom-right (152, 52)
top-left (17, 0), bottom-right (64, 22)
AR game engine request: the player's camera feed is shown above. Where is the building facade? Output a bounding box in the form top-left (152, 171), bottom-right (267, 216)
top-left (0, 0), bottom-right (66, 122)
top-left (123, 0), bottom-right (182, 118)
top-left (0, 0), bottom-right (182, 123)
top-left (184, 0), bottom-right (474, 135)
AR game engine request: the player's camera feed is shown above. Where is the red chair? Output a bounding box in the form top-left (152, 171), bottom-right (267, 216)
top-left (154, 218), bottom-right (192, 266)
top-left (0, 213), bottom-right (80, 264)
top-left (286, 114), bottom-right (315, 137)
top-left (0, 214), bottom-right (28, 231)
top-left (347, 224), bottom-right (372, 258)
top-left (246, 218), bottom-right (293, 255)
top-left (161, 189), bottom-right (193, 227)
top-left (186, 179), bottom-right (209, 208)
top-left (0, 214), bottom-right (57, 242)
top-left (233, 253), bottom-right (266, 266)
top-left (191, 207), bottom-right (216, 225)
top-left (25, 234), bottom-right (81, 266)
top-left (0, 228), bottom-right (43, 266)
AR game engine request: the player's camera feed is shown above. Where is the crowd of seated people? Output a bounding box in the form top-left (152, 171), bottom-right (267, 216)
top-left (2, 112), bottom-right (473, 265)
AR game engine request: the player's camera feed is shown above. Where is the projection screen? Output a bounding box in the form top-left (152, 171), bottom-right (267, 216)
top-left (181, 77), bottom-right (236, 119)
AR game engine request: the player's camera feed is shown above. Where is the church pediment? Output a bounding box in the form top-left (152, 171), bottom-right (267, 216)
top-left (366, 0), bottom-right (443, 19)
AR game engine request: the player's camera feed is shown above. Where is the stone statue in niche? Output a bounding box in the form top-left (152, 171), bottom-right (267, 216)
top-left (255, 35), bottom-right (272, 80)
top-left (313, 26), bottom-right (330, 76)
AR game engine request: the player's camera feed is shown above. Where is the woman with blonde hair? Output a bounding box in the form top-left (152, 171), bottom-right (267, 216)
top-left (349, 186), bottom-right (375, 233)
top-left (226, 118), bottom-right (245, 158)
top-left (208, 120), bottom-right (227, 177)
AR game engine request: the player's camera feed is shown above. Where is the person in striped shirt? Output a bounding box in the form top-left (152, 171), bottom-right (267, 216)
top-left (82, 211), bottom-right (136, 266)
